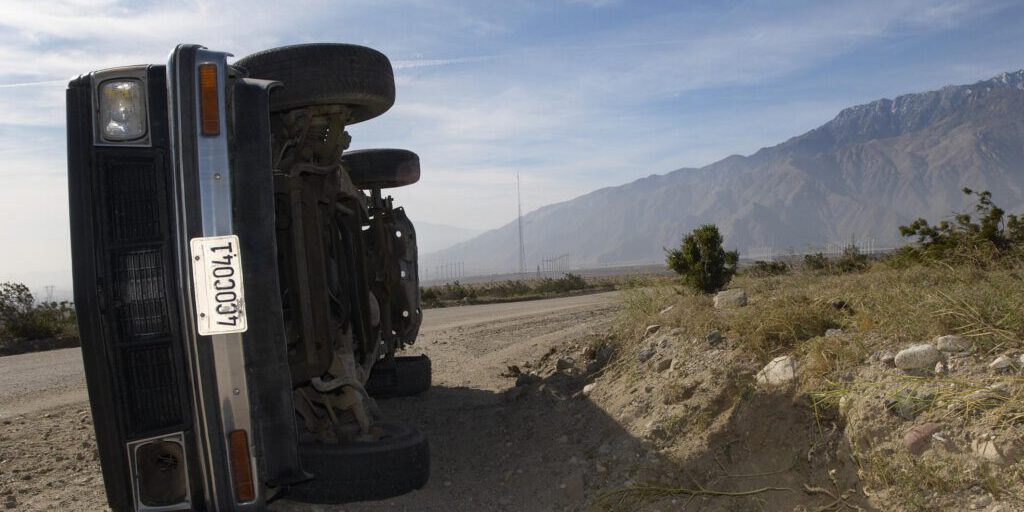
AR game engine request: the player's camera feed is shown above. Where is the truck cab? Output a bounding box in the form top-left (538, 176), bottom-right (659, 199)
top-left (67, 43), bottom-right (429, 511)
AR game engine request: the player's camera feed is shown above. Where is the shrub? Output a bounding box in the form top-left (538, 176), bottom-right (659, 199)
top-left (899, 188), bottom-right (1024, 264)
top-left (802, 246), bottom-right (869, 274)
top-left (835, 244), bottom-right (870, 273)
top-left (666, 224), bottom-right (738, 293)
top-left (536, 273), bottom-right (587, 294)
top-left (0, 283), bottom-right (77, 340)
top-left (804, 252), bottom-right (829, 271)
top-left (749, 260), bottom-right (789, 277)
top-left (0, 282), bottom-right (33, 323)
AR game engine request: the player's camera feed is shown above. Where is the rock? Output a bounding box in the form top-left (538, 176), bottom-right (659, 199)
top-left (642, 325), bottom-right (661, 339)
top-left (935, 335), bottom-right (971, 353)
top-left (903, 422), bottom-right (942, 455)
top-left (972, 438), bottom-right (1008, 465)
top-left (879, 351), bottom-right (896, 367)
top-left (655, 358), bottom-right (673, 372)
top-left (669, 327), bottom-right (683, 336)
top-left (556, 357), bottom-right (575, 371)
top-left (637, 347), bottom-right (656, 363)
top-left (4, 496), bottom-right (15, 510)
top-left (582, 383), bottom-right (597, 396)
top-left (935, 361), bottom-right (947, 374)
top-left (706, 330), bottom-right (723, 347)
top-left (755, 356), bottom-right (796, 386)
top-left (838, 395), bottom-right (852, 419)
top-left (894, 344), bottom-right (942, 370)
top-left (669, 359), bottom-right (681, 372)
top-left (713, 288), bottom-right (747, 309)
top-left (659, 305), bottom-right (675, 315)
top-left (989, 355), bottom-right (1014, 371)
top-left (825, 328), bottom-right (843, 337)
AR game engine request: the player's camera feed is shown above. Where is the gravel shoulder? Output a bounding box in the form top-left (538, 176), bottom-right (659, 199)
top-left (0, 292), bottom-right (624, 512)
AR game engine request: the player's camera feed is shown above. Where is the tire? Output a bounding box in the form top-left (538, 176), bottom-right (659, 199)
top-left (341, 149), bottom-right (420, 189)
top-left (235, 43), bottom-right (395, 124)
top-left (365, 355), bottom-right (432, 399)
top-left (288, 422), bottom-right (429, 503)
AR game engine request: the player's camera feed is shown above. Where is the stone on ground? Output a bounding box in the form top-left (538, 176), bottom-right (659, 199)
top-left (755, 356), bottom-right (796, 386)
top-left (706, 330), bottom-right (723, 347)
top-left (655, 358), bottom-right (673, 372)
top-left (642, 324), bottom-right (661, 339)
top-left (972, 438), bottom-right (1009, 465)
top-left (989, 355), bottom-right (1014, 371)
top-left (935, 334), bottom-right (971, 353)
top-left (903, 422), bottom-right (942, 456)
top-left (713, 288), bottom-right (747, 309)
top-left (637, 346), bottom-right (656, 363)
top-left (894, 344), bottom-right (941, 370)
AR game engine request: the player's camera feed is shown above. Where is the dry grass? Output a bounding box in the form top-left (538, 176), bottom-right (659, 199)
top-left (860, 449), bottom-right (1021, 510)
top-left (619, 263), bottom-right (1024, 360)
top-left (608, 259), bottom-right (1024, 510)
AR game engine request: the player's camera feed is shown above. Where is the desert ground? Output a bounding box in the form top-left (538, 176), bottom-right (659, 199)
top-left (4, 274), bottom-right (1023, 512)
top-left (0, 292), bottom-right (625, 512)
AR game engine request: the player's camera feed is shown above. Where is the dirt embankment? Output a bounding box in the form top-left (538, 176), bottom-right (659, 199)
top-left (5, 283), bottom-right (1019, 511)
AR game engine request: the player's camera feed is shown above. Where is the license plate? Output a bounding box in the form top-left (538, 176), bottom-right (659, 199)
top-left (189, 235), bottom-right (248, 336)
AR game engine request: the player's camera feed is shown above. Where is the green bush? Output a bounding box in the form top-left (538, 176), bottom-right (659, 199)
top-left (536, 273), bottom-right (587, 294)
top-left (804, 252), bottom-right (829, 271)
top-left (899, 188), bottom-right (1024, 264)
top-left (749, 260), bottom-right (789, 276)
top-left (836, 244), bottom-right (870, 273)
top-left (0, 283), bottom-right (77, 340)
top-left (666, 224), bottom-right (739, 293)
top-left (802, 246), bottom-right (870, 274)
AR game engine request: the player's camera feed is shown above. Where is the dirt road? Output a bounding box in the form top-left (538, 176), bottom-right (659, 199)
top-left (0, 292), bottom-right (626, 511)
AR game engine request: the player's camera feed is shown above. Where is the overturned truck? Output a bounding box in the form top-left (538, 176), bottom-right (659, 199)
top-left (66, 43), bottom-right (430, 511)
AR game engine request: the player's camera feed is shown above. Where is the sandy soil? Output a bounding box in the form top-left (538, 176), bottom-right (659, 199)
top-left (0, 292), bottom-right (624, 512)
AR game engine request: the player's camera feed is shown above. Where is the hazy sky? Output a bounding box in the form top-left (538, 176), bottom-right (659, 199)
top-left (2, 0), bottom-right (1024, 290)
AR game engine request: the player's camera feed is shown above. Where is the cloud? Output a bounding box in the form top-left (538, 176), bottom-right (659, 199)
top-left (0, 0), bottom-right (1019, 288)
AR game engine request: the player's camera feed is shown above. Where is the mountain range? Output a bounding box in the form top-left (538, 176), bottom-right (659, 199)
top-left (422, 70), bottom-right (1024, 274)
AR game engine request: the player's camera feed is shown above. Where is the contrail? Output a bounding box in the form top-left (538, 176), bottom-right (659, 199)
top-left (392, 56), bottom-right (495, 70)
top-left (0, 79), bottom-right (66, 88)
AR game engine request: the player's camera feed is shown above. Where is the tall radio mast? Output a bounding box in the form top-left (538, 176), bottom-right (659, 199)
top-left (517, 173), bottom-right (526, 274)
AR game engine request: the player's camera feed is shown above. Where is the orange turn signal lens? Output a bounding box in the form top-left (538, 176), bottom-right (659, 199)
top-left (198, 63), bottom-right (220, 136)
top-left (228, 429), bottom-right (255, 503)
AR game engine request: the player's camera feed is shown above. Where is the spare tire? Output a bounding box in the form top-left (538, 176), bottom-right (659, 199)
top-left (288, 422), bottom-right (429, 503)
top-left (341, 148), bottom-right (420, 189)
top-left (235, 43), bottom-right (395, 124)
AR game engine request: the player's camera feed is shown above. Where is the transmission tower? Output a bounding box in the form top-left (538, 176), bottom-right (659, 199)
top-left (517, 172), bottom-right (526, 274)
